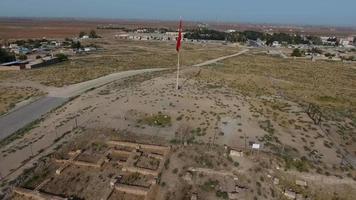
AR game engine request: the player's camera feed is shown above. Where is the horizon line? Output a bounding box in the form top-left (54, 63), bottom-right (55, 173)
top-left (1, 16), bottom-right (356, 30)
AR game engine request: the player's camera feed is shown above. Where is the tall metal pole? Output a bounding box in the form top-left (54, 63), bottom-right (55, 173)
top-left (176, 51), bottom-right (180, 90)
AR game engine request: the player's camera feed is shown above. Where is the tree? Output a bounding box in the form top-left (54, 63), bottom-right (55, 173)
top-left (242, 30), bottom-right (267, 41)
top-left (310, 47), bottom-right (323, 54)
top-left (184, 29), bottom-right (226, 40)
top-left (89, 30), bottom-right (100, 38)
top-left (226, 32), bottom-right (247, 43)
top-left (18, 54), bottom-right (27, 60)
top-left (291, 48), bottom-right (303, 57)
top-left (79, 31), bottom-right (87, 38)
top-left (55, 53), bottom-right (68, 61)
top-left (0, 49), bottom-right (16, 63)
top-left (71, 41), bottom-right (82, 49)
top-left (307, 36), bottom-right (322, 45)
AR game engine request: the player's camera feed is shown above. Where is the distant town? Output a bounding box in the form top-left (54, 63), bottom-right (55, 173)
top-left (1, 20), bottom-right (355, 71)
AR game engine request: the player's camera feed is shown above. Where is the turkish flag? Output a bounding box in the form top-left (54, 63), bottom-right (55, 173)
top-left (176, 19), bottom-right (182, 52)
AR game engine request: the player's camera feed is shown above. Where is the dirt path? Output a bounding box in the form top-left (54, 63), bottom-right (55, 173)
top-left (193, 49), bottom-right (249, 67)
top-left (288, 171), bottom-right (356, 186)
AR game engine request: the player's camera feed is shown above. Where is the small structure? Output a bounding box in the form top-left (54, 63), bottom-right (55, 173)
top-left (183, 171), bottom-right (193, 183)
top-left (26, 56), bottom-right (62, 69)
top-left (252, 143), bottom-right (260, 149)
top-left (225, 29), bottom-right (236, 33)
top-left (14, 140), bottom-right (170, 200)
top-left (272, 41), bottom-right (281, 48)
top-left (295, 180), bottom-right (307, 187)
top-left (230, 149), bottom-right (244, 157)
top-left (284, 190), bottom-right (296, 199)
top-left (191, 193), bottom-right (198, 200)
top-left (0, 60), bottom-right (29, 70)
top-left (228, 192), bottom-right (239, 199)
top-left (273, 177), bottom-right (279, 185)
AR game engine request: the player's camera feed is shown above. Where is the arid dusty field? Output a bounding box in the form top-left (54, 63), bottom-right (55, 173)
top-left (0, 21), bottom-right (356, 199)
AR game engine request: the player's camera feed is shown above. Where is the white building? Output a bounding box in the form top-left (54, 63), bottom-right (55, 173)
top-left (271, 41), bottom-right (281, 47)
top-left (226, 29), bottom-right (237, 33)
top-left (339, 36), bottom-right (354, 47)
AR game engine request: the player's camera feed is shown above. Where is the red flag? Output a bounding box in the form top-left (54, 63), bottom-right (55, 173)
top-left (176, 19), bottom-right (182, 52)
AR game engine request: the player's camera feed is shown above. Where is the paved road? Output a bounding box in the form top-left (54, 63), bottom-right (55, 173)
top-left (0, 68), bottom-right (166, 141)
top-left (0, 97), bottom-right (66, 140)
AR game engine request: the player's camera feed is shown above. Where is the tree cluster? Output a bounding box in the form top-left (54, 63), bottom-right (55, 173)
top-left (55, 53), bottom-right (69, 61)
top-left (12, 39), bottom-right (48, 49)
top-left (291, 48), bottom-right (304, 57)
top-left (71, 41), bottom-right (82, 49)
top-left (79, 30), bottom-right (101, 38)
top-left (0, 48), bottom-right (16, 63)
top-left (184, 28), bottom-right (326, 46)
top-left (184, 28), bottom-right (226, 40)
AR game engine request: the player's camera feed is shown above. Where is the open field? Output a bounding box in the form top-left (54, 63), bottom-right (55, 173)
top-left (1, 53), bottom-right (355, 199)
top-left (0, 19), bottom-right (355, 199)
top-left (0, 40), bottom-right (238, 87)
top-left (201, 53), bottom-right (356, 116)
top-left (199, 53), bottom-right (356, 169)
top-left (1, 18), bottom-right (356, 40)
top-left (0, 86), bottom-right (43, 115)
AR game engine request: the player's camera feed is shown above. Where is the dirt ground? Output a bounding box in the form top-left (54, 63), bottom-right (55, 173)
top-left (0, 39), bottom-right (238, 87)
top-left (0, 26), bottom-right (355, 199)
top-left (2, 57), bottom-right (355, 199)
top-left (1, 18), bottom-right (355, 40)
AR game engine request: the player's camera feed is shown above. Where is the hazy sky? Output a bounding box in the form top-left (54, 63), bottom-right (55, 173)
top-left (0, 0), bottom-right (355, 26)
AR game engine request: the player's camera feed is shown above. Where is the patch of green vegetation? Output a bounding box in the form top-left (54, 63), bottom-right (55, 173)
top-left (142, 112), bottom-right (171, 127)
top-left (22, 167), bottom-right (50, 189)
top-left (91, 142), bottom-right (108, 152)
top-left (216, 190), bottom-right (228, 199)
top-left (169, 138), bottom-right (181, 144)
top-left (317, 95), bottom-right (338, 102)
top-left (200, 179), bottom-right (219, 192)
top-left (283, 156), bottom-right (309, 172)
top-left (195, 154), bottom-right (214, 168)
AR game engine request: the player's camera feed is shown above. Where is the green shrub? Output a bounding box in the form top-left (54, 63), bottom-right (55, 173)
top-left (56, 53), bottom-right (68, 61)
top-left (143, 112), bottom-right (171, 127)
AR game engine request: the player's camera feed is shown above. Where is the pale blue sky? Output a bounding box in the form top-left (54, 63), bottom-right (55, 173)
top-left (0, 0), bottom-right (355, 26)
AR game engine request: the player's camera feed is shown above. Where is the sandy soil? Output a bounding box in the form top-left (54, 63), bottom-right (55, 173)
top-left (1, 47), bottom-right (355, 200)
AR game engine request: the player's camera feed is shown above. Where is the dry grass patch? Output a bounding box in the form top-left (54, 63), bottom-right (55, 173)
top-left (0, 40), bottom-right (238, 87)
top-left (0, 86), bottom-right (43, 115)
top-left (200, 54), bottom-right (356, 119)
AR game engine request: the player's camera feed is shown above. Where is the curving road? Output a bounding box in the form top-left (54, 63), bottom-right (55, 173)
top-left (0, 49), bottom-right (248, 142)
top-left (0, 68), bottom-right (167, 141)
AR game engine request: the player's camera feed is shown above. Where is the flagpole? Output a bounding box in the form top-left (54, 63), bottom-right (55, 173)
top-left (176, 17), bottom-right (182, 90)
top-left (176, 50), bottom-right (180, 90)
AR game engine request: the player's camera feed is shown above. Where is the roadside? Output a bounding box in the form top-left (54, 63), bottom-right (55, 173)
top-left (0, 49), bottom-right (249, 195)
top-left (0, 68), bottom-right (167, 141)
